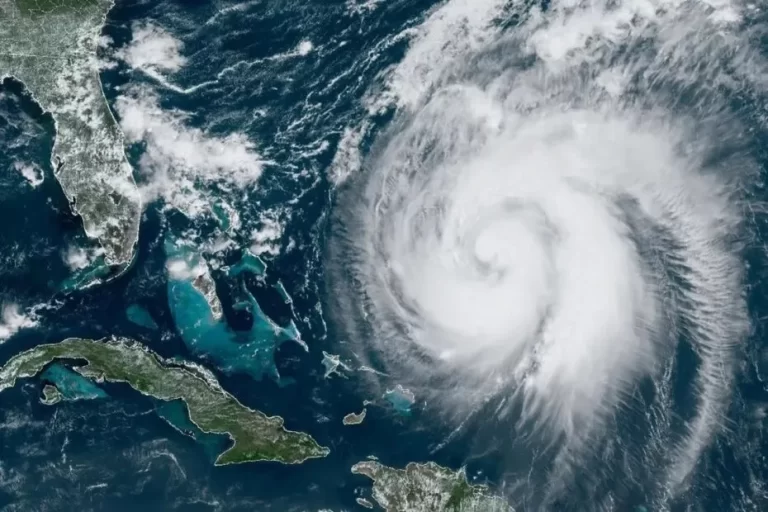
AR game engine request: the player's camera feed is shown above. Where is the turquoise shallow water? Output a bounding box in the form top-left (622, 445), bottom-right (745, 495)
top-left (126, 303), bottom-right (158, 330)
top-left (40, 363), bottom-right (109, 402)
top-left (165, 236), bottom-right (303, 382)
top-left (154, 399), bottom-right (229, 462)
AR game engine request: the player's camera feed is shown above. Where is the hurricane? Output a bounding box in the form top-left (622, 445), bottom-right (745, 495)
top-left (328, 0), bottom-right (766, 508)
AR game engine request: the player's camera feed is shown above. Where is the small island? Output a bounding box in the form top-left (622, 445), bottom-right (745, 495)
top-left (321, 351), bottom-right (350, 378)
top-left (351, 460), bottom-right (513, 512)
top-left (40, 383), bottom-right (63, 405)
top-left (343, 408), bottom-right (367, 426)
top-left (165, 236), bottom-right (224, 320)
top-left (356, 497), bottom-right (374, 509)
top-left (0, 336), bottom-right (330, 465)
top-left (0, 0), bottom-right (142, 271)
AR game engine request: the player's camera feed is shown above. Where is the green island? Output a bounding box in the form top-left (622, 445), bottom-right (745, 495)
top-left (40, 383), bottom-right (63, 405)
top-left (0, 337), bottom-right (330, 465)
top-left (351, 460), bottom-right (513, 512)
top-left (0, 0), bottom-right (141, 271)
top-left (343, 407), bottom-right (367, 426)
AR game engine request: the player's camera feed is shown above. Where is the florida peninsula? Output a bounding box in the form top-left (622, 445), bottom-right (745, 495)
top-left (0, 0), bottom-right (141, 271)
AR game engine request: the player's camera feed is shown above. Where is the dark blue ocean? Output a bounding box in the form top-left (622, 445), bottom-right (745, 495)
top-left (0, 1), bottom-right (471, 510)
top-left (0, 0), bottom-right (768, 510)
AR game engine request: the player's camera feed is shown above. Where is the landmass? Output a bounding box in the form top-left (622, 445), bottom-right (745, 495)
top-left (40, 383), bottom-right (62, 405)
top-left (165, 238), bottom-right (307, 382)
top-left (0, 336), bottom-right (330, 465)
top-left (154, 398), bottom-right (230, 461)
top-left (322, 351), bottom-right (350, 378)
top-left (40, 361), bottom-right (108, 401)
top-left (356, 497), bottom-right (374, 509)
top-left (343, 408), bottom-right (367, 426)
top-left (165, 236), bottom-right (224, 320)
top-left (227, 247), bottom-right (267, 278)
top-left (192, 269), bottom-right (223, 319)
top-left (351, 460), bottom-right (513, 512)
top-left (0, 0), bottom-right (141, 271)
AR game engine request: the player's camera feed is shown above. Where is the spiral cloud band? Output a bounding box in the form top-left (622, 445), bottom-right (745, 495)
top-left (329, 0), bottom-right (762, 504)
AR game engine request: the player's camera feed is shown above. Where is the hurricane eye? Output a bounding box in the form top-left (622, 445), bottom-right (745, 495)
top-left (328, 0), bottom-right (756, 507)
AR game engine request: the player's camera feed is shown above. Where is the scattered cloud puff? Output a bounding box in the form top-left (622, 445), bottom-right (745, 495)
top-left (112, 23), bottom-right (264, 220)
top-left (113, 22), bottom-right (214, 94)
top-left (115, 87), bottom-right (264, 217)
top-left (13, 162), bottom-right (43, 188)
top-left (0, 304), bottom-right (38, 343)
top-left (166, 258), bottom-right (207, 281)
top-left (346, 0), bottom-right (384, 15)
top-left (297, 40), bottom-right (314, 56)
top-left (250, 210), bottom-right (285, 256)
top-left (63, 245), bottom-right (104, 271)
top-left (116, 22), bottom-right (187, 76)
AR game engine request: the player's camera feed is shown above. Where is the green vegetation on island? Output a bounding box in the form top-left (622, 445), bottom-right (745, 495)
top-left (343, 408), bottom-right (367, 426)
top-left (351, 460), bottom-right (513, 512)
top-left (0, 0), bottom-right (141, 271)
top-left (0, 337), bottom-right (330, 465)
top-left (40, 383), bottom-right (63, 405)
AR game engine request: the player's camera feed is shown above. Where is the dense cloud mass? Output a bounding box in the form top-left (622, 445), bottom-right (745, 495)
top-left (328, 0), bottom-right (766, 507)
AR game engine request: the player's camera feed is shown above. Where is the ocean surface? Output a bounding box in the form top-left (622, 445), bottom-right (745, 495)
top-left (0, 0), bottom-right (767, 510)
